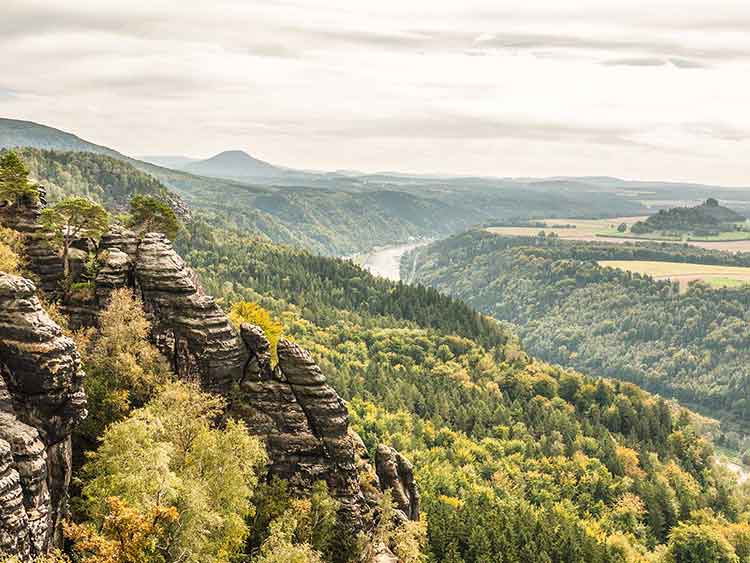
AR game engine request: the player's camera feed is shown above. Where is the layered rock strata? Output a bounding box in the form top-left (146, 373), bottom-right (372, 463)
top-left (0, 188), bottom-right (63, 296)
top-left (0, 189), bottom-right (419, 550)
top-left (95, 232), bottom-right (371, 529)
top-left (376, 444), bottom-right (420, 522)
top-left (0, 273), bottom-right (86, 556)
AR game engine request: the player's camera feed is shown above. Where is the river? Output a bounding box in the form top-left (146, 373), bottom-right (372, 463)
top-left (357, 240), bottom-right (431, 282)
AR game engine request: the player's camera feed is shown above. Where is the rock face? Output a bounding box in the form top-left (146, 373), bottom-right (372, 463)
top-left (0, 188), bottom-right (64, 297)
top-left (0, 190), bottom-right (419, 552)
top-left (132, 233), bottom-right (248, 391)
top-left (239, 329), bottom-right (366, 530)
top-left (0, 273), bottom-right (87, 556)
top-left (95, 232), bottom-right (374, 530)
top-left (376, 444), bottom-right (420, 522)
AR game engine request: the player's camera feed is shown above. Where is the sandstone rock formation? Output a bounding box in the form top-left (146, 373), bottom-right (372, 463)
top-left (95, 231), bottom-right (372, 530)
top-left (0, 188), bottom-right (63, 297)
top-left (0, 189), bottom-right (419, 554)
top-left (0, 273), bottom-right (86, 556)
top-left (376, 444), bottom-right (420, 522)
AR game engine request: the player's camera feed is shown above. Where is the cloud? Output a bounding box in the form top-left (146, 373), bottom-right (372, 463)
top-left (602, 57), bottom-right (668, 67)
top-left (319, 112), bottom-right (638, 143)
top-left (0, 88), bottom-right (17, 100)
top-left (0, 0), bottom-right (748, 184)
top-left (669, 58), bottom-right (710, 69)
top-left (685, 122), bottom-right (750, 142)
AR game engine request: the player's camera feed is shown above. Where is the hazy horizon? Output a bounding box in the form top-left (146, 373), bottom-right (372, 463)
top-left (3, 1), bottom-right (750, 185)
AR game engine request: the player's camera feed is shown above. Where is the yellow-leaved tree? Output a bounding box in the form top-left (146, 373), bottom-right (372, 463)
top-left (72, 382), bottom-right (268, 563)
top-left (0, 226), bottom-right (23, 275)
top-left (76, 288), bottom-right (171, 446)
top-left (228, 301), bottom-right (283, 364)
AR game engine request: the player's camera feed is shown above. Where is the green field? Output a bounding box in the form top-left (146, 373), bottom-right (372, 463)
top-left (598, 260), bottom-right (750, 291)
top-left (486, 216), bottom-right (649, 240)
top-left (487, 217), bottom-right (750, 252)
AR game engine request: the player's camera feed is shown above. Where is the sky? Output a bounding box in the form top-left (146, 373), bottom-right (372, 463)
top-left (2, 0), bottom-right (749, 185)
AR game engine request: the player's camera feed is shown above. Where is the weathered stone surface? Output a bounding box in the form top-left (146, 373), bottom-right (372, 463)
top-left (0, 438), bottom-right (29, 558)
top-left (133, 233), bottom-right (246, 390)
top-left (98, 225), bottom-right (139, 259)
top-left (376, 444), bottom-right (420, 522)
top-left (0, 273), bottom-right (86, 556)
top-left (95, 247), bottom-right (132, 306)
top-left (0, 187), bottom-right (64, 297)
top-left (238, 328), bottom-right (366, 530)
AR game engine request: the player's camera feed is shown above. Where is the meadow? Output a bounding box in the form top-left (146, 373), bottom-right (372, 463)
top-left (487, 216), bottom-right (750, 252)
top-left (598, 259), bottom-right (750, 291)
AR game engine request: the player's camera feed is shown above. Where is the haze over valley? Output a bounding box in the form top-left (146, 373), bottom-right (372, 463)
top-left (3, 2), bottom-right (750, 562)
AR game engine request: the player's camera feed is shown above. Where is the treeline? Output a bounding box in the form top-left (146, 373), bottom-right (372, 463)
top-left (7, 147), bottom-right (172, 208)
top-left (173, 218), bottom-right (750, 561)
top-left (177, 218), bottom-right (508, 349)
top-left (410, 231), bottom-right (750, 433)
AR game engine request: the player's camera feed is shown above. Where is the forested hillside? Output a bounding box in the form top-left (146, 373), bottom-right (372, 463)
top-left (0, 119), bottom-right (654, 255)
top-left (3, 149), bottom-right (750, 561)
top-left (409, 231), bottom-right (750, 435)
top-left (8, 147), bottom-right (176, 208)
top-left (173, 221), bottom-right (750, 562)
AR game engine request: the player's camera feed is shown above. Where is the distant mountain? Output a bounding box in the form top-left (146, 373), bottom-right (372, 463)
top-left (184, 150), bottom-right (284, 179)
top-left (0, 117), bottom-right (124, 158)
top-left (139, 155), bottom-right (200, 169)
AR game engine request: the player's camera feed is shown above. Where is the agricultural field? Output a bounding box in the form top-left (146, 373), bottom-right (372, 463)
top-left (485, 216), bottom-right (648, 239)
top-left (487, 216), bottom-right (750, 252)
top-left (598, 259), bottom-right (750, 291)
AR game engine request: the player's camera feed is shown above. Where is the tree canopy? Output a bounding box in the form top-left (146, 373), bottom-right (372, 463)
top-left (128, 194), bottom-right (180, 240)
top-left (39, 196), bottom-right (109, 278)
top-left (0, 149), bottom-right (37, 204)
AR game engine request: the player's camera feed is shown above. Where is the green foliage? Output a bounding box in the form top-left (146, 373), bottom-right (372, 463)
top-left (79, 382), bottom-right (268, 563)
top-left (0, 149), bottom-right (37, 204)
top-left (663, 522), bottom-right (739, 563)
top-left (0, 227), bottom-right (22, 274)
top-left (371, 491), bottom-right (428, 563)
top-left (252, 512), bottom-right (324, 563)
top-left (411, 232), bottom-right (750, 433)
top-left (128, 194), bottom-right (180, 239)
top-left (75, 288), bottom-right (171, 447)
top-left (169, 220), bottom-right (748, 561)
top-left (11, 147), bottom-right (172, 208)
top-left (39, 196), bottom-right (108, 278)
top-left (247, 480), bottom-right (340, 561)
top-left (178, 221), bottom-right (507, 350)
top-left (229, 301), bottom-right (284, 363)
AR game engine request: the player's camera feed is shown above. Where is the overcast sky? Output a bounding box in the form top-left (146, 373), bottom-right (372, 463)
top-left (2, 0), bottom-right (749, 185)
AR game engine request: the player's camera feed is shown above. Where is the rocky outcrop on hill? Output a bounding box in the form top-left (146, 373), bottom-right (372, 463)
top-left (238, 330), bottom-right (366, 529)
top-left (376, 444), bottom-right (420, 522)
top-left (0, 273), bottom-right (86, 556)
top-left (0, 189), bottom-right (419, 552)
top-left (0, 188), bottom-right (63, 296)
top-left (95, 232), bottom-right (373, 530)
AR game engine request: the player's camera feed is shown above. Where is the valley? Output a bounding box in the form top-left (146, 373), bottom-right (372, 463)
top-left (4, 125), bottom-right (750, 563)
top-left (4, 2), bottom-right (750, 561)
top-left (354, 240), bottom-right (430, 282)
